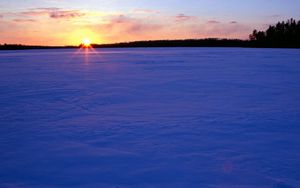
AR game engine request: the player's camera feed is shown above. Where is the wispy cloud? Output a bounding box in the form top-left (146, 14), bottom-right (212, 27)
top-left (207, 20), bottom-right (220, 24)
top-left (13, 19), bottom-right (36, 22)
top-left (175, 14), bottom-right (196, 22)
top-left (21, 7), bottom-right (85, 19)
top-left (49, 11), bottom-right (85, 19)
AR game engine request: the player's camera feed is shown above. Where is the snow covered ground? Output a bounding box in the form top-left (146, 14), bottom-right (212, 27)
top-left (0, 48), bottom-right (300, 188)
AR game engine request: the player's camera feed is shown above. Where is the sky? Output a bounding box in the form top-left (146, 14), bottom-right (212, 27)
top-left (0, 0), bottom-right (299, 45)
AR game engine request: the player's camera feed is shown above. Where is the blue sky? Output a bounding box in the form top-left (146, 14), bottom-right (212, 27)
top-left (0, 0), bottom-right (299, 45)
top-left (3, 0), bottom-right (299, 17)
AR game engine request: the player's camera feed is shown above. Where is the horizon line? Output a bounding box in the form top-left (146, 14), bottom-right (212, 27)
top-left (0, 38), bottom-right (248, 47)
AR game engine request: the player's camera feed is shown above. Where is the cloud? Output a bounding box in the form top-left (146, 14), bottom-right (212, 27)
top-left (108, 14), bottom-right (129, 24)
top-left (175, 14), bottom-right (196, 22)
top-left (21, 7), bottom-right (85, 19)
top-left (207, 20), bottom-right (220, 24)
top-left (30, 7), bottom-right (61, 11)
top-left (21, 8), bottom-right (57, 16)
top-left (13, 19), bottom-right (36, 22)
top-left (0, 14), bottom-right (3, 18)
top-left (230, 21), bottom-right (238, 24)
top-left (49, 11), bottom-right (85, 19)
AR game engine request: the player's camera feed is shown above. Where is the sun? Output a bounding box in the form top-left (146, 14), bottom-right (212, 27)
top-left (82, 38), bottom-right (91, 47)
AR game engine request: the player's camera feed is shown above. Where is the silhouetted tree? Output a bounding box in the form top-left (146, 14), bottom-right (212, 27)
top-left (250, 18), bottom-right (300, 47)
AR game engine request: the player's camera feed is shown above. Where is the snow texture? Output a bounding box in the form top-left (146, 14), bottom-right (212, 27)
top-left (0, 48), bottom-right (300, 188)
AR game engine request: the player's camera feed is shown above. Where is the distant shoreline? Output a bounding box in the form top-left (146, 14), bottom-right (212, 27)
top-left (1, 39), bottom-right (299, 50)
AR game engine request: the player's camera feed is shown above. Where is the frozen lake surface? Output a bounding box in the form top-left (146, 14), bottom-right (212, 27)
top-left (0, 48), bottom-right (300, 188)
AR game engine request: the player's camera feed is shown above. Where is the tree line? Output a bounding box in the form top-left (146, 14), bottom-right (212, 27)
top-left (91, 39), bottom-right (248, 48)
top-left (249, 18), bottom-right (300, 48)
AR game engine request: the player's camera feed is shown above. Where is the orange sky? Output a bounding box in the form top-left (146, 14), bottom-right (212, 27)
top-left (1, 0), bottom-right (298, 46)
top-left (0, 9), bottom-right (253, 46)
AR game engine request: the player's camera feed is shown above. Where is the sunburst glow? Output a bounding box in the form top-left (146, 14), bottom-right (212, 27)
top-left (82, 38), bottom-right (91, 47)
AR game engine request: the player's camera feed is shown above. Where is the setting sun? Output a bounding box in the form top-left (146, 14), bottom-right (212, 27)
top-left (82, 38), bottom-right (91, 47)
